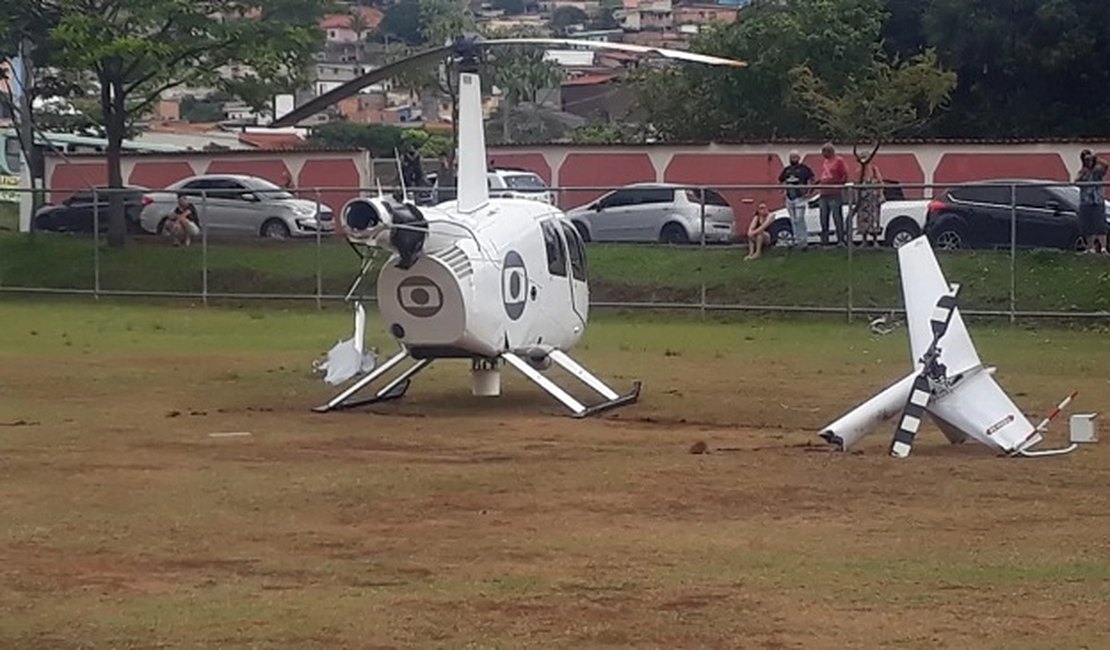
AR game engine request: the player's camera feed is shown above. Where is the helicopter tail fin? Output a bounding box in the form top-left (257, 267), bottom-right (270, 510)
top-left (455, 71), bottom-right (489, 214)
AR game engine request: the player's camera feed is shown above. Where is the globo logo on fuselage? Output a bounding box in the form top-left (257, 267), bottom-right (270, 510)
top-left (502, 250), bottom-right (527, 321)
top-left (397, 276), bottom-right (443, 318)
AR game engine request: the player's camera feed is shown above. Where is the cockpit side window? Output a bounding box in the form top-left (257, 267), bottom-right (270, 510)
top-left (541, 221), bottom-right (567, 277)
top-left (560, 221), bottom-right (587, 281)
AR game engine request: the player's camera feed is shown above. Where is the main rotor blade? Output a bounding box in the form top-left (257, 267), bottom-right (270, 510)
top-left (271, 45), bottom-right (452, 127)
top-left (485, 38), bottom-right (747, 68)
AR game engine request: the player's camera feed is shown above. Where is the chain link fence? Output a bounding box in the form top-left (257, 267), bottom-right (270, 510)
top-left (2, 181), bottom-right (1108, 321)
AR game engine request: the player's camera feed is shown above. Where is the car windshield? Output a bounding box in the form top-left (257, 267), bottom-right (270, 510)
top-left (503, 174), bottom-right (546, 190)
top-left (245, 178), bottom-right (294, 199)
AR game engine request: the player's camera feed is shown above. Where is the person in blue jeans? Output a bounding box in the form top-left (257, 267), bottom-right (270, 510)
top-left (778, 150), bottom-right (814, 249)
top-left (816, 143), bottom-right (849, 246)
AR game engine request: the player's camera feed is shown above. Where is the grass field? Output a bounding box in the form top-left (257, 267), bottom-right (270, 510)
top-left (4, 226), bottom-right (1110, 314)
top-left (3, 298), bottom-right (1110, 648)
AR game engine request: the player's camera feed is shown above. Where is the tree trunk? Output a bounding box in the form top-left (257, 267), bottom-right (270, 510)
top-left (103, 77), bottom-right (127, 248)
top-left (17, 36), bottom-right (39, 235)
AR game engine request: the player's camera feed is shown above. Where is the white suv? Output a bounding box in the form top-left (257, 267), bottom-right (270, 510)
top-left (428, 168), bottom-right (554, 205)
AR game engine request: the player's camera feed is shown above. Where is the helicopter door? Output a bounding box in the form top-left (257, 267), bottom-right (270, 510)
top-left (560, 221), bottom-right (589, 321)
top-left (540, 221), bottom-right (584, 340)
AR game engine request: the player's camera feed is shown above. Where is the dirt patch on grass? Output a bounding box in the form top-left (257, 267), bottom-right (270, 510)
top-left (4, 318), bottom-right (1110, 648)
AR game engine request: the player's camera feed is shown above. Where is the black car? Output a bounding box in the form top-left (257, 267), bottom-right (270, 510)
top-left (925, 180), bottom-right (1105, 251)
top-left (33, 186), bottom-right (148, 234)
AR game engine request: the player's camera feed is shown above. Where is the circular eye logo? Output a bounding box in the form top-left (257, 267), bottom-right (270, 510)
top-left (502, 250), bottom-right (527, 321)
top-left (397, 276), bottom-right (442, 318)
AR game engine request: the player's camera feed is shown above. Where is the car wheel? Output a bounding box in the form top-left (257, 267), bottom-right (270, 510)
top-left (156, 217), bottom-right (169, 235)
top-left (261, 219), bottom-right (291, 239)
top-left (573, 221), bottom-right (591, 243)
top-left (768, 220), bottom-right (793, 248)
top-left (884, 219), bottom-right (921, 248)
top-left (933, 227), bottom-right (965, 251)
top-left (659, 223), bottom-right (689, 245)
top-left (1073, 233), bottom-right (1087, 252)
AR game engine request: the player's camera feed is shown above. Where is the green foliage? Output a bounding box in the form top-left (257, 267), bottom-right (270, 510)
top-left (552, 6), bottom-right (589, 32)
top-left (419, 133), bottom-right (452, 157)
top-left (380, 0), bottom-right (423, 44)
top-left (790, 49), bottom-right (956, 162)
top-left (632, 0), bottom-right (891, 141)
top-left (920, 0), bottom-right (1110, 138)
top-left (179, 95), bottom-right (226, 123)
top-left (570, 122), bottom-right (652, 144)
top-left (309, 122), bottom-right (407, 156)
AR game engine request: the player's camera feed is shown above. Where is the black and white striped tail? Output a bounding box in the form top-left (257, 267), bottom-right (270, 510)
top-left (929, 292), bottom-right (958, 345)
top-left (890, 373), bottom-right (933, 458)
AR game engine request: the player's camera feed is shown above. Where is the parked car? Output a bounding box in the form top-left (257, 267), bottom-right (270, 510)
top-left (425, 168), bottom-right (555, 205)
top-left (33, 186), bottom-right (148, 234)
top-left (767, 181), bottom-right (929, 248)
top-left (138, 174), bottom-right (334, 239)
top-left (566, 183), bottom-right (735, 244)
top-left (924, 179), bottom-right (1110, 251)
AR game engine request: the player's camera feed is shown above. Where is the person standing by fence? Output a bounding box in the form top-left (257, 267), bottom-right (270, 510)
top-left (816, 143), bottom-right (848, 246)
top-left (854, 161), bottom-right (884, 247)
top-left (1076, 150), bottom-right (1108, 254)
top-left (778, 150), bottom-right (814, 249)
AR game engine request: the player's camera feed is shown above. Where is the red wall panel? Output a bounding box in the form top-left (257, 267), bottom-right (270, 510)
top-left (558, 153), bottom-right (655, 209)
top-left (933, 153), bottom-right (1068, 186)
top-left (128, 161), bottom-right (195, 190)
top-left (297, 159), bottom-right (361, 212)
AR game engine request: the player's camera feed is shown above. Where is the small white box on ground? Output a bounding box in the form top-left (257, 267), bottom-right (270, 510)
top-left (1069, 414), bottom-right (1098, 443)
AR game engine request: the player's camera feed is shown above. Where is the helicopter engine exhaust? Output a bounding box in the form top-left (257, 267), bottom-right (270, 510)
top-left (341, 198), bottom-right (388, 241)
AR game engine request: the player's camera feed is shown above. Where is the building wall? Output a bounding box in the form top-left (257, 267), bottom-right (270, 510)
top-left (485, 142), bottom-right (1110, 230)
top-left (43, 142), bottom-right (1110, 231)
top-left (45, 150), bottom-right (373, 214)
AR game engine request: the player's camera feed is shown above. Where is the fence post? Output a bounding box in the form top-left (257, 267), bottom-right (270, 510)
top-left (1009, 183), bottom-right (1017, 324)
top-left (315, 188), bottom-right (323, 310)
top-left (699, 186), bottom-right (706, 319)
top-left (846, 182), bottom-right (854, 323)
top-left (201, 190), bottom-right (209, 307)
top-left (93, 188), bottom-right (100, 300)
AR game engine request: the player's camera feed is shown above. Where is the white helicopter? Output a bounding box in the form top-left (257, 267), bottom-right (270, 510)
top-left (820, 235), bottom-right (1079, 458)
top-left (271, 35), bottom-right (747, 417)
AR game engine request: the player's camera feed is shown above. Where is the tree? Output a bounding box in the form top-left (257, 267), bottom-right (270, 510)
top-left (47, 0), bottom-right (324, 247)
top-left (552, 6), bottom-right (589, 33)
top-left (380, 0), bottom-right (424, 44)
top-left (631, 0), bottom-right (890, 142)
top-left (791, 49), bottom-right (956, 171)
top-left (922, 0), bottom-right (1110, 138)
top-left (484, 28), bottom-right (563, 144)
top-left (310, 122), bottom-right (407, 156)
top-left (591, 0), bottom-right (621, 30)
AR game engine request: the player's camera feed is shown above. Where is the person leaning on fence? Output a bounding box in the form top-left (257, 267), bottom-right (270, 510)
top-left (745, 202), bottom-right (773, 260)
top-left (435, 152), bottom-right (457, 204)
top-left (1076, 149), bottom-right (1108, 255)
top-left (816, 143), bottom-right (849, 246)
top-left (164, 193), bottom-right (200, 247)
top-left (778, 150), bottom-right (814, 249)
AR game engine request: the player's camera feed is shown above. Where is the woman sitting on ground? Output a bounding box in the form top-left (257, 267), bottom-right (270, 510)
top-left (165, 194), bottom-right (201, 247)
top-left (746, 202), bottom-right (772, 260)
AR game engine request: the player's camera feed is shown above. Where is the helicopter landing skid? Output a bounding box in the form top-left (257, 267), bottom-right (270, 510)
top-left (502, 351), bottom-right (641, 418)
top-left (313, 349), bottom-right (432, 413)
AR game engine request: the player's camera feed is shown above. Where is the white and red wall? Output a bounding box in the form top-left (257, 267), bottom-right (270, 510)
top-left (42, 141), bottom-right (1110, 232)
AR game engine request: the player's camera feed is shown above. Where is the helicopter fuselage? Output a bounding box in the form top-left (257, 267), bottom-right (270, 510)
top-left (377, 197), bottom-right (590, 361)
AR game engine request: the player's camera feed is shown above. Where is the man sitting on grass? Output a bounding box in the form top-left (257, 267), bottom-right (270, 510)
top-left (165, 194), bottom-right (200, 247)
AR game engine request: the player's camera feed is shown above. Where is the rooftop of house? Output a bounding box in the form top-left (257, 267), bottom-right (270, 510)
top-left (320, 7), bottom-right (383, 31)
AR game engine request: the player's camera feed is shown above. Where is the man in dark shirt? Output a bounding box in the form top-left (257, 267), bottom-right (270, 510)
top-left (778, 150), bottom-right (815, 249)
top-left (166, 193), bottom-right (200, 247)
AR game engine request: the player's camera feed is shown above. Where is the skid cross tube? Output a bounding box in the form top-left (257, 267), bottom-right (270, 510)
top-left (503, 351), bottom-right (641, 418)
top-left (313, 349), bottom-right (431, 413)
